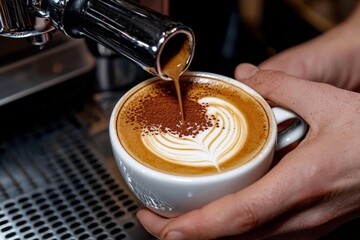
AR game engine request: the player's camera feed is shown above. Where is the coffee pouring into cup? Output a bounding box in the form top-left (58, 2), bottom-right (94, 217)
top-left (0, 0), bottom-right (307, 219)
top-left (110, 72), bottom-right (308, 218)
top-left (0, 0), bottom-right (195, 80)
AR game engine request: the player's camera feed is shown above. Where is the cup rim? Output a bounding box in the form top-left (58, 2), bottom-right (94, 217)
top-left (109, 71), bottom-right (277, 184)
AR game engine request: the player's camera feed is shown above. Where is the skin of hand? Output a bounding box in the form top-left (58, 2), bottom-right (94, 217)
top-left (259, 3), bottom-right (360, 91)
top-left (136, 63), bottom-right (360, 240)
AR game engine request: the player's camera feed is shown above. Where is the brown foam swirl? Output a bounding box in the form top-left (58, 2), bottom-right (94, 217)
top-left (141, 97), bottom-right (248, 171)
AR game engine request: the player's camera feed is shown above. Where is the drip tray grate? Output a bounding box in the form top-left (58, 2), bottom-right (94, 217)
top-left (0, 113), bottom-right (153, 239)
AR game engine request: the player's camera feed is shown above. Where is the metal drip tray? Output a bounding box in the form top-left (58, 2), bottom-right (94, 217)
top-left (0, 108), bottom-right (154, 240)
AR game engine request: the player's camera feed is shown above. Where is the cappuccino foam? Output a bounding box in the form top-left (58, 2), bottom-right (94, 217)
top-left (116, 76), bottom-right (269, 176)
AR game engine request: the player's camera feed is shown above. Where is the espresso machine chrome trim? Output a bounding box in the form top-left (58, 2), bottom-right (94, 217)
top-left (0, 0), bottom-right (55, 39)
top-left (0, 0), bottom-right (195, 80)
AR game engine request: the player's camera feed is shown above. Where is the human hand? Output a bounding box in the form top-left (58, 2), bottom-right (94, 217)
top-left (136, 63), bottom-right (360, 240)
top-left (259, 5), bottom-right (360, 91)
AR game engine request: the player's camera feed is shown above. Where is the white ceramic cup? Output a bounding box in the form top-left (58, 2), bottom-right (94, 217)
top-left (109, 71), bottom-right (307, 218)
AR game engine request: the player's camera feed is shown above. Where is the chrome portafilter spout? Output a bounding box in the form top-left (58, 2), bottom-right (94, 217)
top-left (0, 0), bottom-right (195, 79)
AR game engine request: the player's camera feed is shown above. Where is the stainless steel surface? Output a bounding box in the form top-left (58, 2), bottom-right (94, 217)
top-left (0, 30), bottom-right (155, 237)
top-left (0, 0), bottom-right (195, 79)
top-left (0, 92), bottom-right (156, 240)
top-left (0, 38), bottom-right (95, 106)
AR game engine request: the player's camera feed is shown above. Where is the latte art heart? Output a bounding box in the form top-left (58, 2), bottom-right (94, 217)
top-left (117, 77), bottom-right (270, 176)
top-left (142, 97), bottom-right (248, 171)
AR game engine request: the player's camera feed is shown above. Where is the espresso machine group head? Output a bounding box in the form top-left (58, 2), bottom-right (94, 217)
top-left (0, 0), bottom-right (195, 79)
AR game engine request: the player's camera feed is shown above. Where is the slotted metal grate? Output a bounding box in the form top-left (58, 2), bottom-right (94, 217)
top-left (0, 113), bottom-right (154, 240)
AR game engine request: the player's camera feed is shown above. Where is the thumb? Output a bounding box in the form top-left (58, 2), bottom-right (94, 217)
top-left (234, 63), bottom-right (260, 80)
top-left (235, 64), bottom-right (333, 124)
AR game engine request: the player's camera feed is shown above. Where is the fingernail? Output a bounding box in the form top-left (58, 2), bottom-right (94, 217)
top-left (164, 231), bottom-right (185, 240)
top-left (235, 63), bottom-right (259, 79)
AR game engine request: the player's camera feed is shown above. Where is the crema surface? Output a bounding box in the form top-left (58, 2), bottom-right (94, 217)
top-left (142, 97), bottom-right (247, 172)
top-left (116, 76), bottom-right (270, 176)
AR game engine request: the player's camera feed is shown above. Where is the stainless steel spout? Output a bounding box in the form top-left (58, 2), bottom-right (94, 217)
top-left (0, 0), bottom-right (195, 79)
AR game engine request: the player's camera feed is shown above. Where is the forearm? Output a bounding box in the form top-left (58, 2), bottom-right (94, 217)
top-left (259, 1), bottom-right (360, 91)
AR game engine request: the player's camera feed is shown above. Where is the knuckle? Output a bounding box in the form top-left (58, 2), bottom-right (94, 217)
top-left (236, 202), bottom-right (261, 231)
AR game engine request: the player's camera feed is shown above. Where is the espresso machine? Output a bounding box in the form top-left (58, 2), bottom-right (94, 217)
top-left (0, 0), bottom-right (195, 239)
top-left (0, 0), bottom-right (359, 239)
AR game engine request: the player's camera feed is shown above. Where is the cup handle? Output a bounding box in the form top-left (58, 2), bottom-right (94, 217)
top-left (271, 107), bottom-right (308, 150)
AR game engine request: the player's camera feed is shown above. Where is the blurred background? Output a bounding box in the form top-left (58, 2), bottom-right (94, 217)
top-left (0, 0), bottom-right (359, 239)
top-left (170, 0), bottom-right (357, 76)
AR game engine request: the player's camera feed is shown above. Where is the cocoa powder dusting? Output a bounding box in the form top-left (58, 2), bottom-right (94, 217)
top-left (129, 91), bottom-right (213, 137)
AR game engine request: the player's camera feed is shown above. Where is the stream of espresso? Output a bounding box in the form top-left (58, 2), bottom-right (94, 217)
top-left (161, 40), bottom-right (191, 123)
